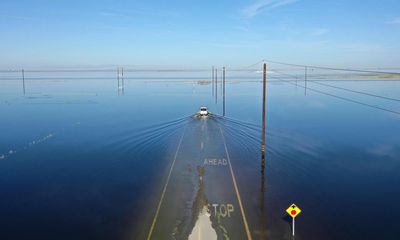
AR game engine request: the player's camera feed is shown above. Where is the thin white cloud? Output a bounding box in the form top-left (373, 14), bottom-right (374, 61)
top-left (0, 14), bottom-right (32, 21)
top-left (242, 0), bottom-right (298, 18)
top-left (99, 8), bottom-right (178, 19)
top-left (232, 26), bottom-right (250, 32)
top-left (310, 28), bottom-right (330, 36)
top-left (99, 11), bottom-right (120, 17)
top-left (386, 17), bottom-right (400, 24)
top-left (338, 43), bottom-right (391, 53)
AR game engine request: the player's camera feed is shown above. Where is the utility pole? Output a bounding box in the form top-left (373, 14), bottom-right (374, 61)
top-left (122, 67), bottom-right (124, 87)
top-left (122, 67), bottom-right (125, 94)
top-left (212, 66), bottom-right (214, 97)
top-left (261, 63), bottom-right (266, 171)
top-left (22, 69), bottom-right (25, 95)
top-left (117, 67), bottom-right (120, 90)
top-left (220, 68), bottom-right (223, 96)
top-left (259, 63), bottom-right (267, 236)
top-left (304, 66), bottom-right (307, 96)
top-left (223, 67), bottom-right (226, 116)
top-left (215, 68), bottom-right (218, 104)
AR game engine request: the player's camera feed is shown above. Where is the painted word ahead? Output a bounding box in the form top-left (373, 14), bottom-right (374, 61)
top-left (204, 158), bottom-right (227, 166)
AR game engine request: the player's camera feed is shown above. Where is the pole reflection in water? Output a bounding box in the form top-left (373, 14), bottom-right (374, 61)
top-left (118, 67), bottom-right (125, 96)
top-left (258, 164), bottom-right (267, 239)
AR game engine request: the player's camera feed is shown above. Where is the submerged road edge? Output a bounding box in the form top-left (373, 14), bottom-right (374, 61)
top-left (219, 126), bottom-right (253, 240)
top-left (146, 126), bottom-right (187, 240)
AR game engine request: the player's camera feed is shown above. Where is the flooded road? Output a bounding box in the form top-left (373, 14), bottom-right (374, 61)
top-left (0, 73), bottom-right (400, 239)
top-left (146, 116), bottom-right (251, 240)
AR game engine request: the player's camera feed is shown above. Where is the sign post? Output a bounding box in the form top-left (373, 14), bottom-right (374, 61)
top-left (286, 203), bottom-right (302, 237)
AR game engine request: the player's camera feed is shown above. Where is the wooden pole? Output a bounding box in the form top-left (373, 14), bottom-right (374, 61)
top-left (304, 66), bottom-right (307, 96)
top-left (215, 68), bottom-right (218, 104)
top-left (22, 69), bottom-right (25, 95)
top-left (220, 68), bottom-right (223, 96)
top-left (117, 67), bottom-right (120, 90)
top-left (259, 64), bottom-right (267, 236)
top-left (223, 67), bottom-right (226, 116)
top-left (261, 63), bottom-right (266, 171)
top-left (122, 67), bottom-right (124, 90)
top-left (212, 66), bottom-right (214, 97)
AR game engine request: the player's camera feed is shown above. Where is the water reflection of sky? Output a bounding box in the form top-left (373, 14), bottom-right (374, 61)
top-left (0, 74), bottom-right (399, 239)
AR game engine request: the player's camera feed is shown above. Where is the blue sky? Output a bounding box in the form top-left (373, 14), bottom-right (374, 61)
top-left (0, 0), bottom-right (399, 68)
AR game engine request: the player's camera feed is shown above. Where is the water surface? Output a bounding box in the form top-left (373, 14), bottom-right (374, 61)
top-left (0, 72), bottom-right (399, 239)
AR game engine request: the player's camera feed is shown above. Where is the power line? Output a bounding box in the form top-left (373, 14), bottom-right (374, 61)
top-left (245, 60), bottom-right (265, 70)
top-left (271, 70), bottom-right (400, 102)
top-left (263, 59), bottom-right (400, 75)
top-left (269, 75), bottom-right (400, 116)
top-left (270, 69), bottom-right (300, 79)
top-left (309, 81), bottom-right (400, 102)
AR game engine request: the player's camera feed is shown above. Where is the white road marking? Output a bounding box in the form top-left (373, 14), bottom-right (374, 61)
top-left (219, 126), bottom-right (253, 240)
top-left (146, 127), bottom-right (186, 240)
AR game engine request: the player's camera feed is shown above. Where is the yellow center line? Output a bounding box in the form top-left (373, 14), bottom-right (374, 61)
top-left (146, 127), bottom-right (187, 240)
top-left (219, 126), bottom-right (253, 240)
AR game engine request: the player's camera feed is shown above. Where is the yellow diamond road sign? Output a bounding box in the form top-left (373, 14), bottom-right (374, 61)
top-left (286, 204), bottom-right (301, 218)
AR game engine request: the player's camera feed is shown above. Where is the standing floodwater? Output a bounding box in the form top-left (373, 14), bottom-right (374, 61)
top-left (0, 72), bottom-right (400, 240)
top-left (145, 115), bottom-right (251, 240)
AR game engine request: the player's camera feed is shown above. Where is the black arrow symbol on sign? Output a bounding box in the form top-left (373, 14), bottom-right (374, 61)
top-left (292, 205), bottom-right (296, 209)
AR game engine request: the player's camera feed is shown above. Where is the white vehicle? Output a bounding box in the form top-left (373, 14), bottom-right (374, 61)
top-left (199, 107), bottom-right (209, 116)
